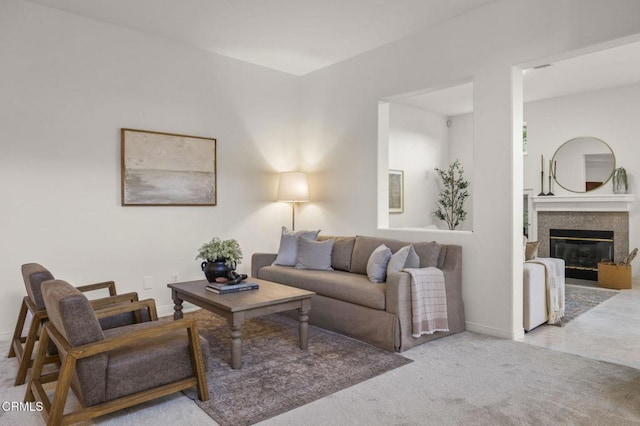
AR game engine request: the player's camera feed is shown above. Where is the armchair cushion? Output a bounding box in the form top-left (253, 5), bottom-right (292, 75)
top-left (21, 263), bottom-right (55, 310)
top-left (42, 280), bottom-right (108, 406)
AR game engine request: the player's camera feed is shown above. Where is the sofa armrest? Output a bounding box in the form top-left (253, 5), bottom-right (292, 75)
top-left (385, 272), bottom-right (411, 314)
top-left (251, 253), bottom-right (277, 277)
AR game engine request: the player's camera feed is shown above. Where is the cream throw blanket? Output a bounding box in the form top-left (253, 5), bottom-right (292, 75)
top-left (526, 258), bottom-right (565, 324)
top-left (404, 267), bottom-right (449, 337)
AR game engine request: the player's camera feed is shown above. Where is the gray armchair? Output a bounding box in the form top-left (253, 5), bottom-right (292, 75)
top-left (25, 279), bottom-right (209, 425)
top-left (8, 263), bottom-right (145, 385)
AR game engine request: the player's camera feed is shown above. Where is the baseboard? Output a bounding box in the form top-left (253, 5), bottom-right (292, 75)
top-left (466, 321), bottom-right (525, 341)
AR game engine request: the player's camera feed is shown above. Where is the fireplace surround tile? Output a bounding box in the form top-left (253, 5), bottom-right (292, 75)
top-left (537, 211), bottom-right (629, 264)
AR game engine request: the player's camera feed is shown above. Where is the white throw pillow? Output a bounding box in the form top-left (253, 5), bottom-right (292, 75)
top-left (295, 237), bottom-right (334, 270)
top-left (367, 244), bottom-right (392, 283)
top-left (273, 227), bottom-right (320, 266)
top-left (387, 245), bottom-right (419, 275)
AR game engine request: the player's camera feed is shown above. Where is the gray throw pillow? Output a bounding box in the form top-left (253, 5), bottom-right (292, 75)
top-left (387, 245), bottom-right (419, 275)
top-left (366, 244), bottom-right (392, 283)
top-left (273, 227), bottom-right (320, 266)
top-left (295, 237), bottom-right (334, 270)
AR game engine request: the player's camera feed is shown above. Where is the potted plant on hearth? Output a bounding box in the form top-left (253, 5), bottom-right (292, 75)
top-left (196, 237), bottom-right (243, 283)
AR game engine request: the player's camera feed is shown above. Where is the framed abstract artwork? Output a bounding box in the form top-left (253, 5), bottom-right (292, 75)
top-left (388, 169), bottom-right (404, 213)
top-left (121, 128), bottom-right (216, 206)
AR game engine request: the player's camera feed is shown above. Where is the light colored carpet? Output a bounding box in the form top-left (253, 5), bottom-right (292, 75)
top-left (260, 331), bottom-right (640, 425)
top-left (1, 330), bottom-right (639, 425)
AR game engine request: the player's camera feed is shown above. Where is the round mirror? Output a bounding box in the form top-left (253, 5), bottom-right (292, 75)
top-left (551, 137), bottom-right (615, 193)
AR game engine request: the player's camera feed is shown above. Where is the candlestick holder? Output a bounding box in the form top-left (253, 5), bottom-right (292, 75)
top-left (546, 175), bottom-right (554, 196)
top-left (538, 171), bottom-right (546, 196)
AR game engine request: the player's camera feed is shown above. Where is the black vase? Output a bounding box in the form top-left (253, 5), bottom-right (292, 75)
top-left (201, 258), bottom-right (236, 283)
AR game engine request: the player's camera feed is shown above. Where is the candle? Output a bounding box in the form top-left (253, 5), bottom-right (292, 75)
top-left (553, 161), bottom-right (557, 177)
top-left (541, 155), bottom-right (543, 172)
top-left (549, 159), bottom-right (552, 176)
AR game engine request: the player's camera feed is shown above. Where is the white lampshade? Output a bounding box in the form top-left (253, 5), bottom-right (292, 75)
top-left (277, 172), bottom-right (309, 202)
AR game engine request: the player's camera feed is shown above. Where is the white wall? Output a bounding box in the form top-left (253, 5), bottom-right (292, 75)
top-left (297, 0), bottom-right (640, 339)
top-left (523, 82), bottom-right (640, 276)
top-left (0, 0), bottom-right (299, 334)
top-left (388, 103), bottom-right (446, 228)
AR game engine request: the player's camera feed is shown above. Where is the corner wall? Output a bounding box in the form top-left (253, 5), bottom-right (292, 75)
top-left (0, 0), bottom-right (299, 334)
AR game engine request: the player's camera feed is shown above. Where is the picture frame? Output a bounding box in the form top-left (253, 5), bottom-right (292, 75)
top-left (388, 169), bottom-right (404, 213)
top-left (121, 128), bottom-right (216, 206)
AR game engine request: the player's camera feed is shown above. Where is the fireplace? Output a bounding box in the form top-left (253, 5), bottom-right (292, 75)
top-left (550, 229), bottom-right (614, 281)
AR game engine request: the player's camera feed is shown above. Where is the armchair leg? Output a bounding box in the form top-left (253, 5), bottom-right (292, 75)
top-left (187, 324), bottom-right (209, 402)
top-left (26, 326), bottom-right (75, 426)
top-left (14, 309), bottom-right (43, 386)
top-left (8, 298), bottom-right (28, 358)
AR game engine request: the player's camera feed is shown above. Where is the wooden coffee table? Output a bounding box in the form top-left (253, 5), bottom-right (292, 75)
top-left (168, 278), bottom-right (314, 369)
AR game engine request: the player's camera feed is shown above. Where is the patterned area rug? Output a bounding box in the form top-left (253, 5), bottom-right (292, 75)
top-left (183, 310), bottom-right (412, 426)
top-left (552, 284), bottom-right (619, 327)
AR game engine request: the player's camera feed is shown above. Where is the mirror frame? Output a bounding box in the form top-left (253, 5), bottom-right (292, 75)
top-left (551, 136), bottom-right (615, 193)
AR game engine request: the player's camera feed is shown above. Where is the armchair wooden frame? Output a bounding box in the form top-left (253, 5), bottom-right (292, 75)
top-left (25, 299), bottom-right (209, 426)
top-left (8, 280), bottom-right (138, 386)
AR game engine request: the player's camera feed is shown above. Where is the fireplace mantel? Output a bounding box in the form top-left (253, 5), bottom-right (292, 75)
top-left (532, 194), bottom-right (635, 212)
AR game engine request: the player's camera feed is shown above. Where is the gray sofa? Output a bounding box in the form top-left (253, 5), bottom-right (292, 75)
top-left (252, 235), bottom-right (465, 352)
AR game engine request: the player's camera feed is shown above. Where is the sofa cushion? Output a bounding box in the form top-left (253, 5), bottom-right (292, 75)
top-left (257, 265), bottom-right (386, 310)
top-left (318, 236), bottom-right (355, 271)
top-left (295, 237), bottom-right (334, 270)
top-left (351, 236), bottom-right (441, 274)
top-left (387, 245), bottom-right (419, 274)
top-left (367, 244), bottom-right (392, 283)
top-left (273, 227), bottom-right (320, 266)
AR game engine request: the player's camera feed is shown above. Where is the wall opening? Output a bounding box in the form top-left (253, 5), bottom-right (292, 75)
top-left (377, 81), bottom-right (474, 231)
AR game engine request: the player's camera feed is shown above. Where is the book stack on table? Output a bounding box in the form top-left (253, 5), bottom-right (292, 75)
top-left (206, 281), bottom-right (259, 294)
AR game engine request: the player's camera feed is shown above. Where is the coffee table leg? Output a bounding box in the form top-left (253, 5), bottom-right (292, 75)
top-left (230, 313), bottom-right (245, 369)
top-left (298, 299), bottom-right (311, 350)
top-left (172, 291), bottom-right (184, 320)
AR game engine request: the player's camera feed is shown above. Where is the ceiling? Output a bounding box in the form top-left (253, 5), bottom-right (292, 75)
top-left (24, 0), bottom-right (497, 76)
top-left (393, 40), bottom-right (640, 116)
top-left (23, 0), bottom-right (640, 112)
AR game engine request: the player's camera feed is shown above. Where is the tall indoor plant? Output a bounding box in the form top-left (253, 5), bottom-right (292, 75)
top-left (433, 159), bottom-right (469, 230)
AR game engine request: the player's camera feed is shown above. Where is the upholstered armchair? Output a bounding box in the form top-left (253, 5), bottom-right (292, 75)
top-left (8, 263), bottom-right (145, 385)
top-left (26, 280), bottom-right (209, 425)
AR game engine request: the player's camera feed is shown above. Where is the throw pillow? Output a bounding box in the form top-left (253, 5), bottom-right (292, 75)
top-left (367, 244), bottom-right (392, 283)
top-left (525, 240), bottom-right (539, 260)
top-left (386, 245), bottom-right (419, 275)
top-left (272, 227), bottom-right (320, 266)
top-left (295, 237), bottom-right (334, 270)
